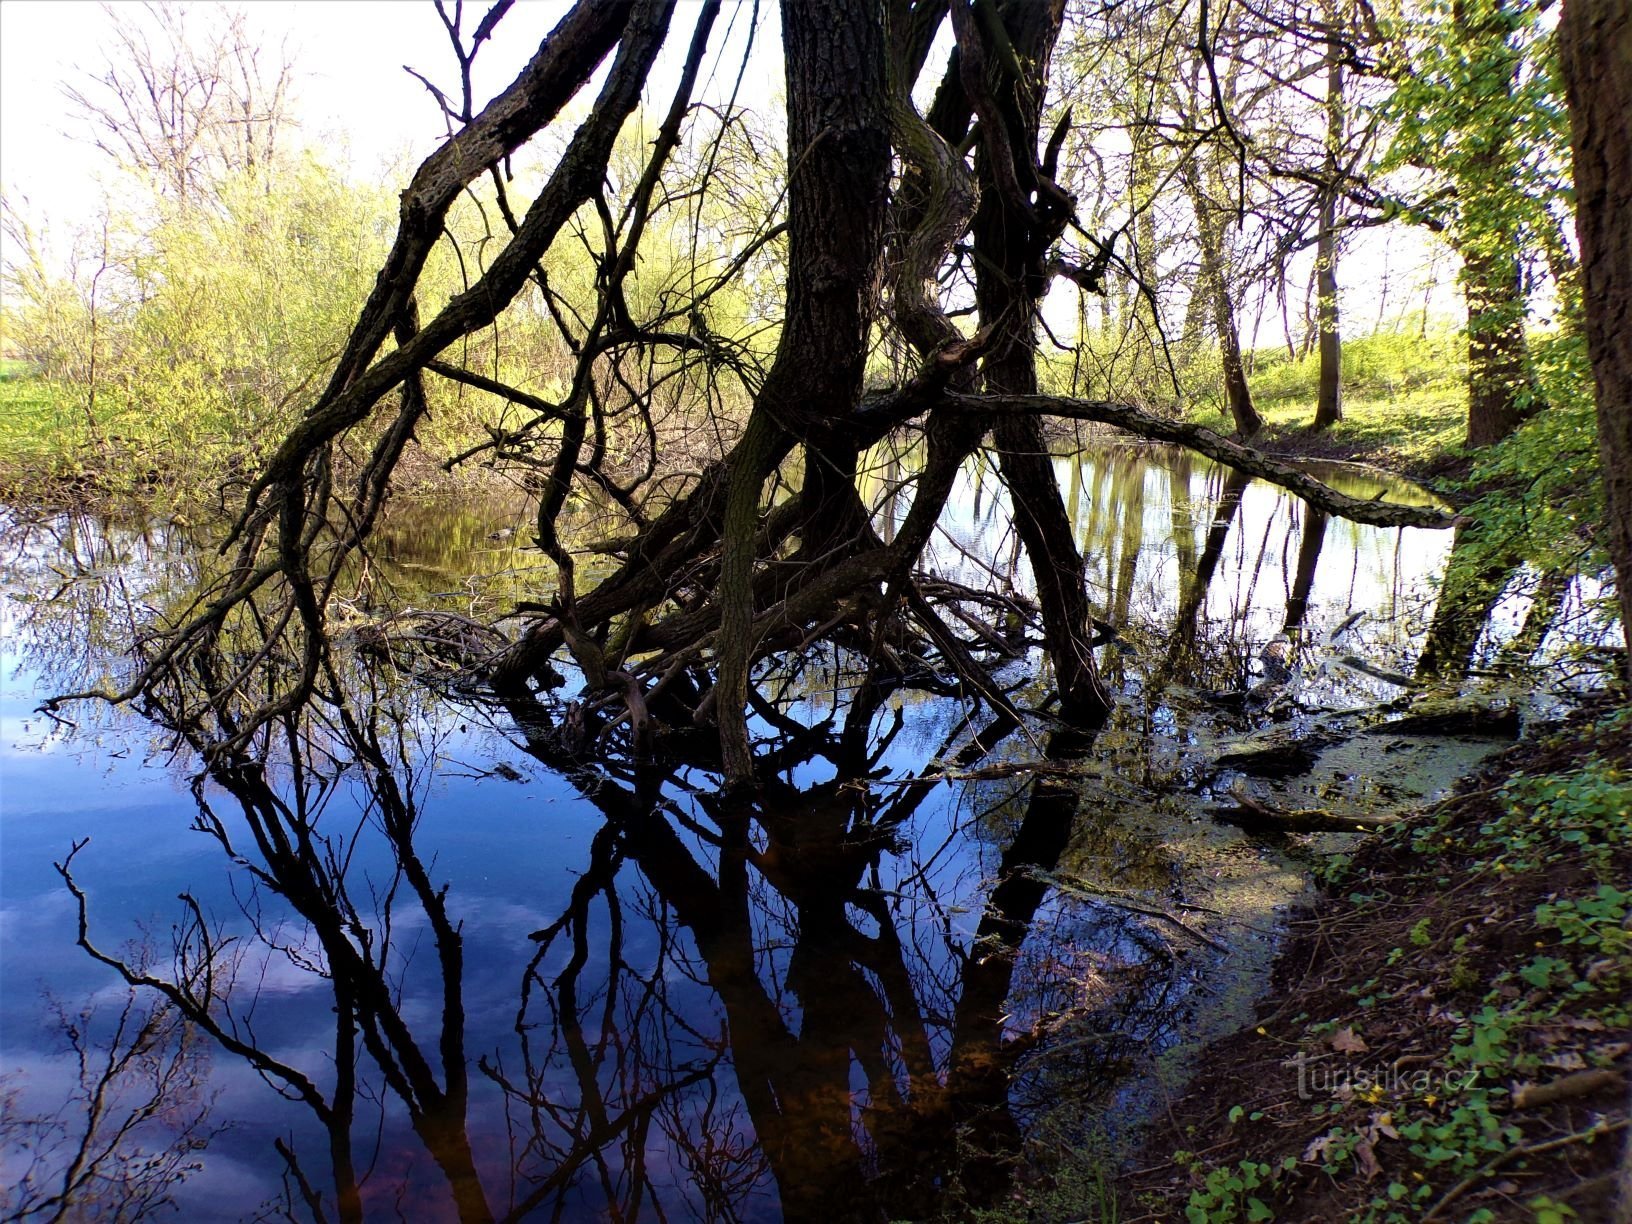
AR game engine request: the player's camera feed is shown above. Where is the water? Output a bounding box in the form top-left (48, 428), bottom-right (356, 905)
top-left (0, 442), bottom-right (1607, 1221)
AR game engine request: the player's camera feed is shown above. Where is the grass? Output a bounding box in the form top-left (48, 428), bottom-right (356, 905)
top-left (1194, 387), bottom-right (1470, 477)
top-left (0, 327), bottom-right (1480, 501)
top-left (1186, 331), bottom-right (1472, 479)
top-left (0, 361), bottom-right (89, 488)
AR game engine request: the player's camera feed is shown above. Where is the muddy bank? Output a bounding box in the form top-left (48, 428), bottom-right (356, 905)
top-left (1111, 700), bottom-right (1632, 1223)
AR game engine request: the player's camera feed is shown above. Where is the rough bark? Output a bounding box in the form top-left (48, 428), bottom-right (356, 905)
top-left (1559, 0), bottom-right (1632, 688)
top-left (713, 0), bottom-right (894, 780)
top-left (964, 0), bottom-right (1113, 726)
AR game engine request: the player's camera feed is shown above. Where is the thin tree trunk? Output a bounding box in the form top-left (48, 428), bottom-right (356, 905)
top-left (1559, 0), bottom-right (1632, 689)
top-left (1313, 2), bottom-right (1344, 431)
top-left (1184, 164), bottom-right (1264, 440)
top-left (970, 0), bottom-right (1112, 725)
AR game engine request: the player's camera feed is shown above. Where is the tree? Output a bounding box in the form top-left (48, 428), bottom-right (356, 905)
top-left (64, 1), bottom-right (292, 205)
top-left (1557, 0), bottom-right (1632, 690)
top-left (47, 0), bottom-right (1459, 793)
top-left (1312, 0), bottom-right (1346, 431)
top-left (1378, 0), bottom-right (1560, 449)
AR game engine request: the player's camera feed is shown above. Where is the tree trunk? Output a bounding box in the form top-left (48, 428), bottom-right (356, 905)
top-left (969, 0), bottom-right (1113, 725)
top-left (1462, 243), bottom-right (1532, 448)
top-left (713, 0), bottom-right (894, 780)
top-left (1313, 4), bottom-right (1344, 432)
top-left (1455, 0), bottom-right (1534, 450)
top-left (1558, 0), bottom-right (1632, 689)
top-left (1184, 164), bottom-right (1264, 440)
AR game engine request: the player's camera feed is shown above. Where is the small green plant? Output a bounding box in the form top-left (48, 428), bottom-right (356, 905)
top-left (1181, 1157), bottom-right (1280, 1223)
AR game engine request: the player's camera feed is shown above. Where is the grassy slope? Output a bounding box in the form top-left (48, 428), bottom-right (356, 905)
top-left (1194, 387), bottom-right (1469, 483)
top-left (1186, 333), bottom-right (1472, 482)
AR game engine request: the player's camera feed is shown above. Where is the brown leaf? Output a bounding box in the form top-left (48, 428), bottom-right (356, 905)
top-left (1367, 1111), bottom-right (1400, 1141)
top-left (1330, 1026), bottom-right (1369, 1055)
top-left (1355, 1136), bottom-right (1382, 1181)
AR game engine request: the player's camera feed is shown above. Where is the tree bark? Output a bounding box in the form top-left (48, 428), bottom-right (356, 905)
top-left (1462, 243), bottom-right (1533, 448)
top-left (965, 0), bottom-right (1113, 725)
top-left (1558, 0), bottom-right (1632, 689)
top-left (1454, 0), bottom-right (1534, 450)
top-left (713, 0), bottom-right (894, 780)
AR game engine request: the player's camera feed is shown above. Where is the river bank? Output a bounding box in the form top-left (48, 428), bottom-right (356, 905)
top-left (1076, 701), bottom-right (1632, 1223)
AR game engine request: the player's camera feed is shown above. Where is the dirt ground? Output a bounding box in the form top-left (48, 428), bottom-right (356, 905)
top-left (1114, 701), bottom-right (1632, 1223)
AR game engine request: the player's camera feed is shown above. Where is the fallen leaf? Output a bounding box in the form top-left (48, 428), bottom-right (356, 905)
top-left (1303, 1132), bottom-right (1337, 1162)
top-left (1367, 1111), bottom-right (1400, 1141)
top-left (1330, 1026), bottom-right (1368, 1055)
top-left (1543, 1051), bottom-right (1587, 1071)
top-left (1355, 1137), bottom-right (1382, 1181)
top-left (1559, 1016), bottom-right (1607, 1032)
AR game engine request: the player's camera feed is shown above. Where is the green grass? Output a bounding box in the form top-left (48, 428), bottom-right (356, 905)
top-left (1193, 386), bottom-right (1469, 473)
top-left (1184, 330), bottom-right (1472, 474)
top-left (0, 365), bottom-right (90, 486)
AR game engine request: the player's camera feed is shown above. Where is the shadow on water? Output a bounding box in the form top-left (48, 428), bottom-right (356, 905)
top-left (0, 442), bottom-right (1619, 1221)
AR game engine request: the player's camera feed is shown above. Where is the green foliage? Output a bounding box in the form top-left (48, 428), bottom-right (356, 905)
top-left (3, 157), bottom-right (397, 494)
top-left (1379, 0), bottom-right (1572, 275)
top-left (0, 361), bottom-right (77, 482)
top-left (1245, 330), bottom-right (1465, 406)
top-left (1445, 750), bottom-right (1632, 875)
top-left (1451, 328), bottom-right (1605, 572)
top-left (1174, 1152), bottom-right (1281, 1223)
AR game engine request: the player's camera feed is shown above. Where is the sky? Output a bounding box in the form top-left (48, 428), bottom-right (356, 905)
top-left (0, 1), bottom-right (578, 197)
top-left (0, 1), bottom-right (762, 267)
top-left (0, 0), bottom-right (1458, 344)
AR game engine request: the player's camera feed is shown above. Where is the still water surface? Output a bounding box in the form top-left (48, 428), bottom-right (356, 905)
top-left (0, 442), bottom-right (1587, 1221)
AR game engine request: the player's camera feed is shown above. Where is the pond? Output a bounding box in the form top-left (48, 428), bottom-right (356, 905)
top-left (0, 440), bottom-right (1609, 1221)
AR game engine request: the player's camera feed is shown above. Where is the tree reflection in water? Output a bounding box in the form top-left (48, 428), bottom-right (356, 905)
top-left (46, 630), bottom-right (1145, 1221)
top-left (8, 446), bottom-right (1549, 1221)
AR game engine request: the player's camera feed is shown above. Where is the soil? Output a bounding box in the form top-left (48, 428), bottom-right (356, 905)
top-left (1114, 700), bottom-right (1632, 1223)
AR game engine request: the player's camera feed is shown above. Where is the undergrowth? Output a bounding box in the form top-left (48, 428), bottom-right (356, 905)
top-left (1119, 708), bottom-right (1632, 1224)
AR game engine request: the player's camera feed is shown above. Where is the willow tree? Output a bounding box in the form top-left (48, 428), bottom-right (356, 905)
top-left (50, 0), bottom-right (1455, 778)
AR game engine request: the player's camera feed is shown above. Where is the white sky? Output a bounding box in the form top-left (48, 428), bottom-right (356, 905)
top-left (0, 0), bottom-right (1458, 343)
top-left (0, 1), bottom-right (579, 197)
top-left (0, 1), bottom-right (763, 263)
